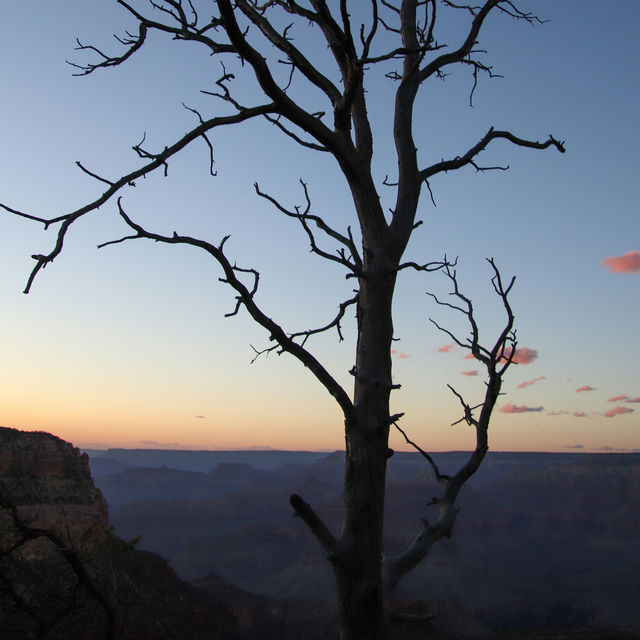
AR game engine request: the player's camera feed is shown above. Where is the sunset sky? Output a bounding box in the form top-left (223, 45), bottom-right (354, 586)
top-left (0, 1), bottom-right (638, 453)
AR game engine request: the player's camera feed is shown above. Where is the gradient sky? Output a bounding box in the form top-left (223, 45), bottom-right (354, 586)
top-left (0, 1), bottom-right (638, 453)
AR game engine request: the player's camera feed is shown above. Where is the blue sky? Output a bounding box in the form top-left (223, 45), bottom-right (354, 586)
top-left (0, 1), bottom-right (638, 452)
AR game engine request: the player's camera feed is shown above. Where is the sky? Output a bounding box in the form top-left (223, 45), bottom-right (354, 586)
top-left (0, 1), bottom-right (638, 453)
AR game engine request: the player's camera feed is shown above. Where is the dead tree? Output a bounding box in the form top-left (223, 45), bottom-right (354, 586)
top-left (1, 2), bottom-right (564, 638)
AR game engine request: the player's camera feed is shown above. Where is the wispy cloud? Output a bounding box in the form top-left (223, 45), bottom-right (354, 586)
top-left (391, 349), bottom-right (410, 359)
top-left (608, 394), bottom-right (629, 402)
top-left (517, 376), bottom-right (546, 389)
top-left (576, 385), bottom-right (596, 393)
top-left (547, 409), bottom-right (569, 416)
top-left (464, 346), bottom-right (538, 364)
top-left (607, 395), bottom-right (640, 404)
top-left (194, 415), bottom-right (205, 419)
top-left (503, 346), bottom-right (538, 365)
top-left (573, 411), bottom-right (590, 418)
top-left (500, 403), bottom-right (544, 414)
top-left (138, 440), bottom-right (181, 448)
top-left (460, 370), bottom-right (478, 376)
top-left (564, 444), bottom-right (585, 449)
top-left (604, 406), bottom-right (634, 418)
top-left (601, 250), bottom-right (640, 274)
top-left (438, 343), bottom-right (456, 353)
top-left (599, 445), bottom-right (629, 452)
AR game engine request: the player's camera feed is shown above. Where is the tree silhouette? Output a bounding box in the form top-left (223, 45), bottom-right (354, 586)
top-left (1, 2), bottom-right (564, 638)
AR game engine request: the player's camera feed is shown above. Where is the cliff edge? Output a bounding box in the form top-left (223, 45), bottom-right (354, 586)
top-left (0, 426), bottom-right (236, 639)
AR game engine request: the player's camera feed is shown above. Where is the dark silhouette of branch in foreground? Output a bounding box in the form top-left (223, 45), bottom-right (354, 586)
top-left (384, 259), bottom-right (517, 617)
top-left (0, 496), bottom-right (116, 639)
top-left (98, 198), bottom-right (355, 418)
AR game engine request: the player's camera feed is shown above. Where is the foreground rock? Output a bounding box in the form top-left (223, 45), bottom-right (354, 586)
top-left (0, 426), bottom-right (236, 639)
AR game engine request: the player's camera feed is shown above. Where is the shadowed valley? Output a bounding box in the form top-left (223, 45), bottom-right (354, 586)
top-left (1, 427), bottom-right (638, 638)
top-left (91, 446), bottom-right (640, 637)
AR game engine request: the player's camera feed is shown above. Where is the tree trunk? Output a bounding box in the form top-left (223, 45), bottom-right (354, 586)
top-left (334, 426), bottom-right (390, 639)
top-left (333, 264), bottom-right (397, 640)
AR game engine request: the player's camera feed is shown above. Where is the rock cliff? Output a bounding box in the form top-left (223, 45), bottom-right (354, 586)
top-left (0, 426), bottom-right (236, 639)
top-left (0, 426), bottom-right (108, 544)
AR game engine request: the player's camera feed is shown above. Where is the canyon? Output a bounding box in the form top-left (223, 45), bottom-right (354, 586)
top-left (1, 426), bottom-right (638, 639)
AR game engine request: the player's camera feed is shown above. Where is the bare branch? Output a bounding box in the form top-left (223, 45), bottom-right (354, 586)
top-left (116, 0), bottom-right (232, 55)
top-left (290, 493), bottom-right (336, 555)
top-left (75, 161), bottom-right (115, 186)
top-left (249, 292), bottom-right (358, 361)
top-left (216, 0), bottom-right (345, 158)
top-left (66, 24), bottom-right (148, 76)
top-left (392, 419), bottom-right (450, 486)
top-left (100, 199), bottom-right (355, 418)
top-left (424, 178), bottom-right (437, 206)
top-left (418, 0), bottom-right (504, 83)
top-left (263, 114), bottom-right (330, 152)
top-left (420, 127), bottom-right (565, 181)
top-left (254, 180), bottom-right (362, 272)
top-left (0, 203), bottom-right (52, 226)
top-left (396, 255), bottom-right (455, 273)
top-left (293, 293), bottom-right (358, 345)
top-left (181, 103), bottom-right (216, 175)
top-left (234, 0), bottom-right (343, 106)
top-left (448, 384), bottom-right (483, 427)
top-left (385, 258), bottom-right (518, 599)
top-left (2, 103), bottom-right (277, 293)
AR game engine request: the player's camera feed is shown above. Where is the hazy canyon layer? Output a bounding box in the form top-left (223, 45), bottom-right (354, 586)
top-left (90, 447), bottom-right (640, 634)
top-left (1, 426), bottom-right (638, 638)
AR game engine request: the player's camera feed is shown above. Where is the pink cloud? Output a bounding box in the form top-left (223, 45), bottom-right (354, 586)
top-left (604, 406), bottom-right (634, 418)
top-left (601, 250), bottom-right (640, 274)
top-left (502, 346), bottom-right (538, 365)
top-left (547, 409), bottom-right (569, 416)
top-left (438, 343), bottom-right (456, 353)
top-left (500, 403), bottom-right (544, 414)
top-left (460, 370), bottom-right (478, 376)
top-left (391, 349), bottom-right (409, 359)
top-left (576, 385), bottom-right (596, 393)
top-left (465, 346), bottom-right (539, 365)
top-left (608, 394), bottom-right (629, 402)
top-left (573, 411), bottom-right (589, 418)
top-left (517, 376), bottom-right (546, 389)
top-left (627, 397), bottom-right (640, 403)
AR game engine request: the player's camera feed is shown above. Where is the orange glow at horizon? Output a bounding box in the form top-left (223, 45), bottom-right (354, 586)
top-left (3, 401), bottom-right (636, 454)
